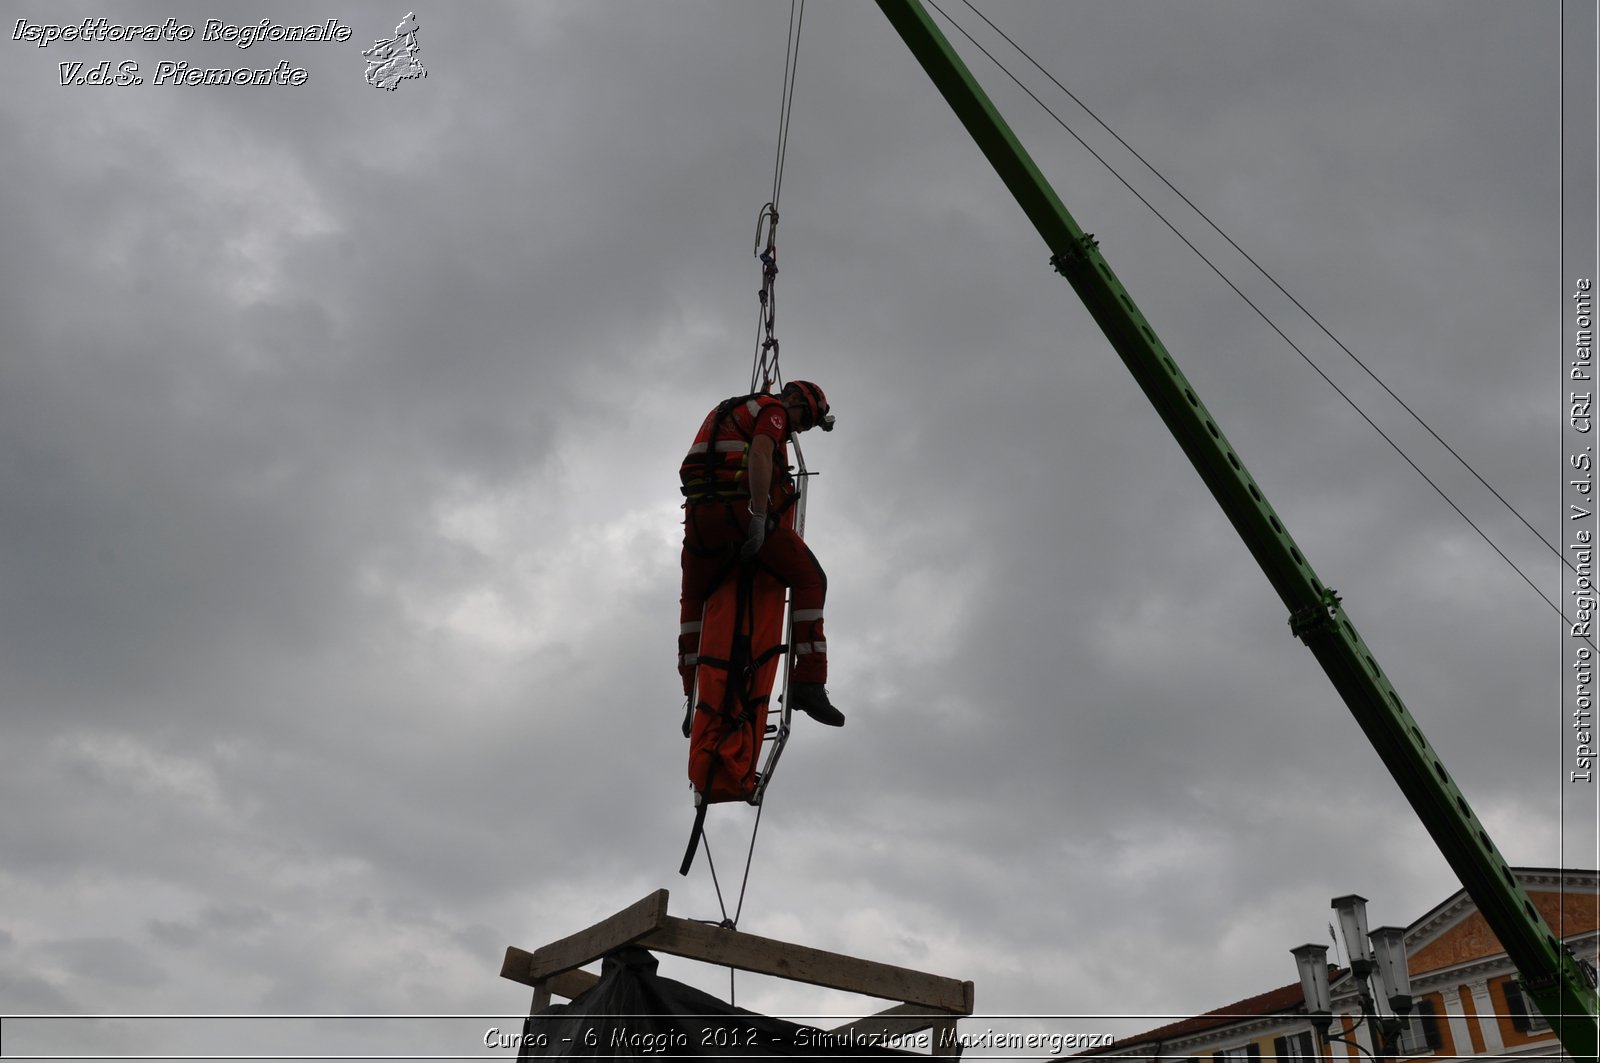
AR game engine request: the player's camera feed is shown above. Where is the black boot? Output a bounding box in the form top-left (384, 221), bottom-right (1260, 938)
top-left (790, 683), bottom-right (845, 727)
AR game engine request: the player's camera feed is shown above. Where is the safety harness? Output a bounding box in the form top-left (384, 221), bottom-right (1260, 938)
top-left (679, 393), bottom-right (789, 504)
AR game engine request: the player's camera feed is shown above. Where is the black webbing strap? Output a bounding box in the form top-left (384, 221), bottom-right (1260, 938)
top-left (679, 769), bottom-right (713, 876)
top-left (690, 393), bottom-right (761, 500)
top-left (721, 562), bottom-right (756, 720)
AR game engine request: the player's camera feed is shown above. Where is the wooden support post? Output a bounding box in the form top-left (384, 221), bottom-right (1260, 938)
top-left (928, 1016), bottom-right (962, 1060)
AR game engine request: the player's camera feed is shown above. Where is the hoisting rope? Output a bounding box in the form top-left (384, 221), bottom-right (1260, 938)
top-left (696, 3), bottom-right (806, 977)
top-left (697, 829), bottom-right (756, 1005)
top-left (750, 0), bottom-right (805, 396)
top-left (751, 204), bottom-right (782, 395)
top-left (698, 797), bottom-right (766, 927)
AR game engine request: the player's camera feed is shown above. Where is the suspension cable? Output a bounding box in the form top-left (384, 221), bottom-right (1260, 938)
top-left (700, 829), bottom-right (731, 926)
top-left (732, 797), bottom-right (766, 928)
top-left (751, 0), bottom-right (805, 395)
top-left (957, 0), bottom-right (1573, 582)
top-left (695, 766), bottom-right (774, 938)
top-left (770, 0), bottom-right (805, 213)
top-left (925, 0), bottom-right (1590, 646)
top-left (694, 763), bottom-right (773, 1006)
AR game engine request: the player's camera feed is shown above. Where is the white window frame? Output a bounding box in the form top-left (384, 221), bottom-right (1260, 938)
top-left (1271, 1030), bottom-right (1316, 1063)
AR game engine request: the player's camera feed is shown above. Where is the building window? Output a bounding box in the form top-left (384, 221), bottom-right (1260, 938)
top-left (1214, 1045), bottom-right (1260, 1060)
top-left (1271, 1031), bottom-right (1316, 1062)
top-left (1392, 998), bottom-right (1444, 1055)
top-left (1502, 980), bottom-right (1551, 1034)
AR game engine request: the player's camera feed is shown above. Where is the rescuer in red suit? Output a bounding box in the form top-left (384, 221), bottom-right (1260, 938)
top-left (678, 380), bottom-right (844, 726)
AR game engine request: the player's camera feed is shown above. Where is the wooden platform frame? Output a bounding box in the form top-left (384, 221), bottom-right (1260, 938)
top-left (501, 889), bottom-right (975, 1057)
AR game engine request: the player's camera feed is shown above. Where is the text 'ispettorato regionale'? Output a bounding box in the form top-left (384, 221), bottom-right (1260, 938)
top-left (14, 18), bottom-right (353, 87)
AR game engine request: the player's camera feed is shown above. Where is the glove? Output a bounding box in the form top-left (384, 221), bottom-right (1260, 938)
top-left (740, 510), bottom-right (769, 559)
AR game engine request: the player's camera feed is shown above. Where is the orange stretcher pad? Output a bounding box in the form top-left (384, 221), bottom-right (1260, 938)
top-left (687, 564), bottom-right (786, 804)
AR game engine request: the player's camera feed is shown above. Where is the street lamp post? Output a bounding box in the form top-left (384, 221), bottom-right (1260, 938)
top-left (1291, 896), bottom-right (1415, 1059)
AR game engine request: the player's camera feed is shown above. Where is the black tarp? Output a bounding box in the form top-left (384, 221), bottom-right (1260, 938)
top-left (514, 947), bottom-right (922, 1060)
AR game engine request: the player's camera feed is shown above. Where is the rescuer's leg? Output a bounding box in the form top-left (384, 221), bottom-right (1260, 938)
top-left (677, 595), bottom-right (701, 697)
top-left (755, 525), bottom-right (844, 726)
top-left (679, 504), bottom-right (742, 697)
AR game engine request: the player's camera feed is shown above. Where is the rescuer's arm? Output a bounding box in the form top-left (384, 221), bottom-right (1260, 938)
top-left (740, 434), bottom-right (775, 558)
top-left (745, 434), bottom-right (775, 517)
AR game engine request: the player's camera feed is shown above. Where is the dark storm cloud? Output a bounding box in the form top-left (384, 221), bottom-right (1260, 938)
top-left (0, 1), bottom-right (1590, 1055)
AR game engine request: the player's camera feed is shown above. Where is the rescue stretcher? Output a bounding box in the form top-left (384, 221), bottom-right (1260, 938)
top-left (678, 488), bottom-right (803, 877)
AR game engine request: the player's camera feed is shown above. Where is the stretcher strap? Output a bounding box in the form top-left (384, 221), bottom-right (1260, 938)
top-left (679, 768), bottom-right (713, 877)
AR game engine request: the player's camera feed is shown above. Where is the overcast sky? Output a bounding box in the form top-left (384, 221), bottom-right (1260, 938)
top-left (2, 1), bottom-right (1596, 1058)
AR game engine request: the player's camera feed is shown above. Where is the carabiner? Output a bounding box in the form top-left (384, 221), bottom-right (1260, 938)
top-left (753, 202), bottom-right (779, 267)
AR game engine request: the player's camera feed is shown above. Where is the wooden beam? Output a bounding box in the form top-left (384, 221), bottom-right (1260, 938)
top-left (523, 889), bottom-right (671, 983)
top-left (642, 915), bottom-right (974, 1013)
top-left (501, 888), bottom-right (974, 1030)
top-left (828, 1002), bottom-right (958, 1040)
top-left (501, 956), bottom-right (602, 998)
top-left (544, 967), bottom-right (600, 1001)
top-left (500, 945), bottom-right (535, 986)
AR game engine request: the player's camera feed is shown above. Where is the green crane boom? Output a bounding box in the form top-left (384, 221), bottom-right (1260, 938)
top-left (872, 2), bottom-right (1598, 1056)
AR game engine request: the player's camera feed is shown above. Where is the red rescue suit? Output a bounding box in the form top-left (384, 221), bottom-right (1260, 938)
top-left (678, 394), bottom-right (829, 696)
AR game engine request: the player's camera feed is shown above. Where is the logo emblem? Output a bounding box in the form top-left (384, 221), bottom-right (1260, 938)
top-left (363, 12), bottom-right (426, 90)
